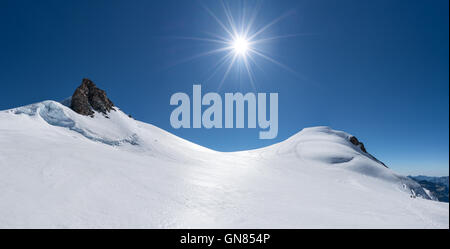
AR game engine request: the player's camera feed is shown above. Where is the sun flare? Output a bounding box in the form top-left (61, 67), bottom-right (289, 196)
top-left (175, 2), bottom-right (299, 90)
top-left (232, 37), bottom-right (250, 56)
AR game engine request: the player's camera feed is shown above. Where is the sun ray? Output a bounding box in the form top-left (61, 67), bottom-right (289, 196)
top-left (203, 52), bottom-right (235, 84)
top-left (243, 54), bottom-right (256, 91)
top-left (221, 1), bottom-right (239, 38)
top-left (243, 1), bottom-right (262, 38)
top-left (247, 10), bottom-right (295, 41)
top-left (185, 47), bottom-right (232, 61)
top-left (250, 48), bottom-right (294, 72)
top-left (172, 36), bottom-right (230, 45)
top-left (201, 4), bottom-right (235, 39)
top-left (246, 53), bottom-right (265, 75)
top-left (218, 53), bottom-right (238, 90)
top-left (164, 47), bottom-right (232, 70)
top-left (249, 47), bottom-right (304, 79)
top-left (249, 33), bottom-right (314, 45)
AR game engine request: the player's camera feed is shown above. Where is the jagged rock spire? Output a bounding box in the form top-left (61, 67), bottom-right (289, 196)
top-left (70, 78), bottom-right (115, 117)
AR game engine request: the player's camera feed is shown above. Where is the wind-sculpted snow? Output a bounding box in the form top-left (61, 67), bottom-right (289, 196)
top-left (12, 101), bottom-right (140, 146)
top-left (6, 100), bottom-right (212, 161)
top-left (0, 101), bottom-right (448, 228)
top-left (244, 126), bottom-right (431, 200)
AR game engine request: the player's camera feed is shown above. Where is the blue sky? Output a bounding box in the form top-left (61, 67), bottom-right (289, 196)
top-left (0, 0), bottom-right (448, 176)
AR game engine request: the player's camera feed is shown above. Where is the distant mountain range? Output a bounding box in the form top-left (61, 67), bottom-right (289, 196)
top-left (409, 176), bottom-right (449, 203)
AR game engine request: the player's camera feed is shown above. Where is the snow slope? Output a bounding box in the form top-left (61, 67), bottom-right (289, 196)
top-left (0, 100), bottom-right (448, 228)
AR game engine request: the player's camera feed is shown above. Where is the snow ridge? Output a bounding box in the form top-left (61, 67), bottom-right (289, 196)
top-left (12, 100), bottom-right (139, 146)
top-left (0, 100), bottom-right (448, 228)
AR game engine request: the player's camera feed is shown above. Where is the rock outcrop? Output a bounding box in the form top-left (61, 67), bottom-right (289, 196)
top-left (349, 136), bottom-right (367, 153)
top-left (349, 135), bottom-right (387, 168)
top-left (70, 78), bottom-right (115, 117)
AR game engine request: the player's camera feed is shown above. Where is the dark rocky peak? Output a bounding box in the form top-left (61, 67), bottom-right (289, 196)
top-left (349, 135), bottom-right (387, 168)
top-left (70, 78), bottom-right (115, 117)
top-left (349, 136), bottom-right (367, 153)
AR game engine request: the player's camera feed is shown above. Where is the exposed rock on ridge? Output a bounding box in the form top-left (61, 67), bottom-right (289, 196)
top-left (349, 135), bottom-right (387, 168)
top-left (349, 136), bottom-right (367, 153)
top-left (70, 78), bottom-right (115, 117)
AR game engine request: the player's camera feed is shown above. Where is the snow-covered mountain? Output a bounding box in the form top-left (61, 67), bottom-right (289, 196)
top-left (0, 96), bottom-right (448, 228)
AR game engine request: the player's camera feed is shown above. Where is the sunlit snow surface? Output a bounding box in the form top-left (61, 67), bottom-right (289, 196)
top-left (0, 101), bottom-right (448, 228)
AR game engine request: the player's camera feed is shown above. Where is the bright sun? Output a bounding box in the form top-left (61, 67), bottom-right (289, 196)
top-left (232, 37), bottom-right (249, 56)
top-left (179, 2), bottom-right (297, 89)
